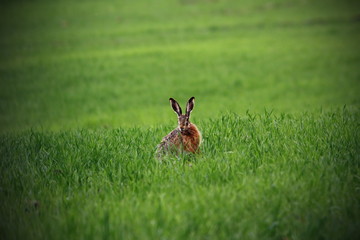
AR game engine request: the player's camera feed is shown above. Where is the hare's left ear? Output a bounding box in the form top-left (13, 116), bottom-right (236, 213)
top-left (186, 97), bottom-right (195, 116)
top-left (170, 98), bottom-right (182, 116)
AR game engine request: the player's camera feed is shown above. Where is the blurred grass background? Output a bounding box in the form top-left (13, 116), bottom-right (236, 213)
top-left (1, 0), bottom-right (359, 131)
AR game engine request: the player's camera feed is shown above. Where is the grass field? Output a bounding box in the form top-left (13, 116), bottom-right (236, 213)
top-left (1, 0), bottom-right (359, 131)
top-left (1, 0), bottom-right (360, 239)
top-left (1, 110), bottom-right (359, 239)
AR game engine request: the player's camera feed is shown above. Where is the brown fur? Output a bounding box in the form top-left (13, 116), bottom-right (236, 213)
top-left (156, 124), bottom-right (201, 157)
top-left (156, 97), bottom-right (202, 158)
top-left (180, 123), bottom-right (202, 153)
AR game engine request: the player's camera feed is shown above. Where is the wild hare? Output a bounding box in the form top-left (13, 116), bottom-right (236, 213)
top-left (156, 97), bottom-right (202, 159)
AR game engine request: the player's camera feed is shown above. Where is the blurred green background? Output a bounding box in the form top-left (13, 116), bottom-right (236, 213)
top-left (0, 0), bottom-right (359, 131)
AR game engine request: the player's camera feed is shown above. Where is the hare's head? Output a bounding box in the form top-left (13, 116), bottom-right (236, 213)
top-left (169, 97), bottom-right (195, 133)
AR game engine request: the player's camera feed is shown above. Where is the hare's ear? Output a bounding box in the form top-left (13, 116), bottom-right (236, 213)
top-left (186, 97), bottom-right (195, 116)
top-left (169, 98), bottom-right (182, 116)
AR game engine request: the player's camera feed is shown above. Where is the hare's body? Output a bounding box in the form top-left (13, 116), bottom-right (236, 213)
top-left (156, 97), bottom-right (201, 157)
top-left (157, 123), bottom-right (201, 155)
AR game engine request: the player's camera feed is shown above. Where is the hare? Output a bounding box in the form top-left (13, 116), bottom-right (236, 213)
top-left (156, 97), bottom-right (202, 158)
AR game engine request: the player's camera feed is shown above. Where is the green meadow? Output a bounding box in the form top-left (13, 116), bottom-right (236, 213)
top-left (1, 0), bottom-right (360, 239)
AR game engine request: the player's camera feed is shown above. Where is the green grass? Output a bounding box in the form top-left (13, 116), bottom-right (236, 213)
top-left (1, 0), bottom-right (360, 131)
top-left (1, 109), bottom-right (359, 239)
top-left (1, 0), bottom-right (360, 239)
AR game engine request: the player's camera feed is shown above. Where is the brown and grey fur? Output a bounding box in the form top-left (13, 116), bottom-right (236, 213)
top-left (156, 97), bottom-right (202, 158)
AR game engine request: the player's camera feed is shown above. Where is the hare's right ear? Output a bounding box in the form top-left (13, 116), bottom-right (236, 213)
top-left (169, 98), bottom-right (182, 116)
top-left (186, 97), bottom-right (195, 116)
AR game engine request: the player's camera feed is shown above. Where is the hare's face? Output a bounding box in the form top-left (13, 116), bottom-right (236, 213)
top-left (169, 97), bottom-right (195, 132)
top-left (178, 115), bottom-right (190, 132)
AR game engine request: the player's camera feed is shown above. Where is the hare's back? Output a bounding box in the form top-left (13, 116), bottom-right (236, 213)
top-left (158, 128), bottom-right (181, 150)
